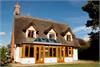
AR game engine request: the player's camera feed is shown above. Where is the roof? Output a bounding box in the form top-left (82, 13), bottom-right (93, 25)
top-left (13, 16), bottom-right (80, 47)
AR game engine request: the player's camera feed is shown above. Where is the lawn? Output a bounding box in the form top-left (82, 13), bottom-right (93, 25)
top-left (3, 63), bottom-right (99, 67)
top-left (33, 64), bottom-right (99, 67)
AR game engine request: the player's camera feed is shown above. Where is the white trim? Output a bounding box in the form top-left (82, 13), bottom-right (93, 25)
top-left (20, 58), bottom-right (35, 64)
top-left (47, 29), bottom-right (57, 40)
top-left (73, 48), bottom-right (78, 61)
top-left (64, 57), bottom-right (73, 62)
top-left (14, 47), bottom-right (20, 62)
top-left (44, 58), bottom-right (57, 63)
top-left (64, 31), bottom-right (73, 41)
top-left (33, 42), bottom-right (62, 45)
top-left (26, 26), bottom-right (36, 38)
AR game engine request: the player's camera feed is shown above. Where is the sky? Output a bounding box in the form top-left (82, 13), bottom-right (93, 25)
top-left (0, 0), bottom-right (91, 46)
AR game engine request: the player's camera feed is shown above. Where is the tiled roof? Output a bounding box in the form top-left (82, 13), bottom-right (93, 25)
top-left (14, 16), bottom-right (80, 47)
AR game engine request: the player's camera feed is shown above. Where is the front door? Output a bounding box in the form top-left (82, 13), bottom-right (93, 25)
top-left (57, 46), bottom-right (65, 63)
top-left (35, 46), bottom-right (44, 63)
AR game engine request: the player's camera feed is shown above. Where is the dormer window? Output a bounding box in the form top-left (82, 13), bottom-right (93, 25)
top-left (28, 30), bottom-right (34, 38)
top-left (26, 26), bottom-right (36, 38)
top-left (47, 29), bottom-right (56, 40)
top-left (64, 32), bottom-right (72, 41)
top-left (67, 35), bottom-right (71, 41)
top-left (49, 33), bottom-right (55, 39)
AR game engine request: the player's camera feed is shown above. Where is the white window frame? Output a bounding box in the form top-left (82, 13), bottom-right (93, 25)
top-left (64, 32), bottom-right (73, 41)
top-left (47, 29), bottom-right (57, 40)
top-left (26, 26), bottom-right (36, 38)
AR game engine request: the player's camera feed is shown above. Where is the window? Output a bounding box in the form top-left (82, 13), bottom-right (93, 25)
top-left (24, 46), bottom-right (34, 57)
top-left (67, 35), bottom-right (71, 41)
top-left (30, 46), bottom-right (34, 57)
top-left (49, 33), bottom-right (55, 39)
top-left (61, 47), bottom-right (64, 57)
top-left (49, 47), bottom-right (56, 57)
top-left (50, 48), bottom-right (52, 57)
top-left (68, 47), bottom-right (73, 57)
top-left (28, 30), bottom-right (34, 38)
top-left (40, 47), bottom-right (43, 58)
top-left (53, 48), bottom-right (56, 57)
top-left (65, 47), bottom-right (68, 57)
top-left (58, 48), bottom-right (60, 57)
top-left (45, 46), bottom-right (57, 57)
top-left (25, 46), bottom-right (28, 57)
top-left (45, 46), bottom-right (49, 57)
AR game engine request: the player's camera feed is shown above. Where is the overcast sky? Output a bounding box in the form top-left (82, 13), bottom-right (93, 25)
top-left (0, 0), bottom-right (91, 46)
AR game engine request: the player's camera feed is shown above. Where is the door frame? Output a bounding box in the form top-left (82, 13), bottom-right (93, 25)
top-left (34, 45), bottom-right (44, 63)
top-left (57, 46), bottom-right (65, 63)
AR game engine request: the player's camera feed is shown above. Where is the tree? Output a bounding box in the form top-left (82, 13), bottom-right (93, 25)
top-left (82, 0), bottom-right (99, 61)
top-left (0, 46), bottom-right (7, 64)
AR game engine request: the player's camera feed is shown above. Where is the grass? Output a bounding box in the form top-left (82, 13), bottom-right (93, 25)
top-left (2, 63), bottom-right (99, 67)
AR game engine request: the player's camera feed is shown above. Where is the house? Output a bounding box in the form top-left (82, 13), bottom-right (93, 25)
top-left (10, 2), bottom-right (80, 64)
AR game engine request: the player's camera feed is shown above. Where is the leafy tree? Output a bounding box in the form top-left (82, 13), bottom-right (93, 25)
top-left (0, 46), bottom-right (7, 64)
top-left (82, 0), bottom-right (99, 61)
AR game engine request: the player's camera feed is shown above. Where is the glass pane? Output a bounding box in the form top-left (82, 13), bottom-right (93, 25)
top-left (53, 48), bottom-right (56, 57)
top-left (67, 35), bottom-right (71, 41)
top-left (25, 46), bottom-right (28, 57)
top-left (45, 46), bottom-right (48, 57)
top-left (65, 47), bottom-right (68, 57)
top-left (61, 47), bottom-right (64, 57)
top-left (28, 30), bottom-right (34, 38)
top-left (50, 48), bottom-right (52, 57)
top-left (58, 48), bottom-right (60, 57)
top-left (30, 47), bottom-right (34, 57)
top-left (40, 47), bottom-right (43, 58)
top-left (49, 33), bottom-right (55, 39)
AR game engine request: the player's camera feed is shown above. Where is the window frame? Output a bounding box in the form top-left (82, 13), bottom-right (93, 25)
top-left (68, 47), bottom-right (73, 57)
top-left (45, 46), bottom-right (57, 57)
top-left (23, 45), bottom-right (34, 58)
top-left (28, 30), bottom-right (34, 38)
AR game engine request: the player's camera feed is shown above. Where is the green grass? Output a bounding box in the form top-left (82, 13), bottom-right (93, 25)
top-left (35, 64), bottom-right (99, 67)
top-left (3, 63), bottom-right (99, 67)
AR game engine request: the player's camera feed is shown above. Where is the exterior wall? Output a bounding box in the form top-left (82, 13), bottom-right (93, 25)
top-left (20, 58), bottom-right (35, 64)
top-left (14, 46), bottom-right (78, 64)
top-left (64, 57), bottom-right (73, 62)
top-left (44, 58), bottom-right (57, 63)
top-left (14, 46), bottom-right (35, 64)
top-left (73, 48), bottom-right (78, 61)
top-left (64, 48), bottom-right (78, 62)
top-left (14, 47), bottom-right (20, 62)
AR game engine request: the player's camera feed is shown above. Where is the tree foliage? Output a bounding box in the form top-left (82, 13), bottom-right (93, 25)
top-left (82, 1), bottom-right (99, 29)
top-left (0, 46), bottom-right (7, 62)
top-left (81, 0), bottom-right (99, 61)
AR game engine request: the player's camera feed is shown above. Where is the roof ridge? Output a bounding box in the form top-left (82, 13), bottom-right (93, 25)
top-left (15, 15), bottom-right (69, 26)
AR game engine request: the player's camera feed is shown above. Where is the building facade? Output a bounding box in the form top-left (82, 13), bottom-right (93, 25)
top-left (10, 2), bottom-right (80, 64)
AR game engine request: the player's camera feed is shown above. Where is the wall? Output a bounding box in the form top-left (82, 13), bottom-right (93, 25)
top-left (73, 48), bottom-right (78, 61)
top-left (14, 47), bottom-right (78, 64)
top-left (64, 57), bottom-right (73, 62)
top-left (14, 47), bottom-right (35, 64)
top-left (20, 58), bottom-right (35, 64)
top-left (44, 58), bottom-right (57, 63)
top-left (14, 47), bottom-right (20, 62)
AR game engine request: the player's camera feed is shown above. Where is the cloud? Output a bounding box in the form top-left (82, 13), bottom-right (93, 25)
top-left (72, 26), bottom-right (91, 33)
top-left (0, 32), bottom-right (6, 36)
top-left (82, 35), bottom-right (90, 41)
top-left (72, 26), bottom-right (91, 41)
